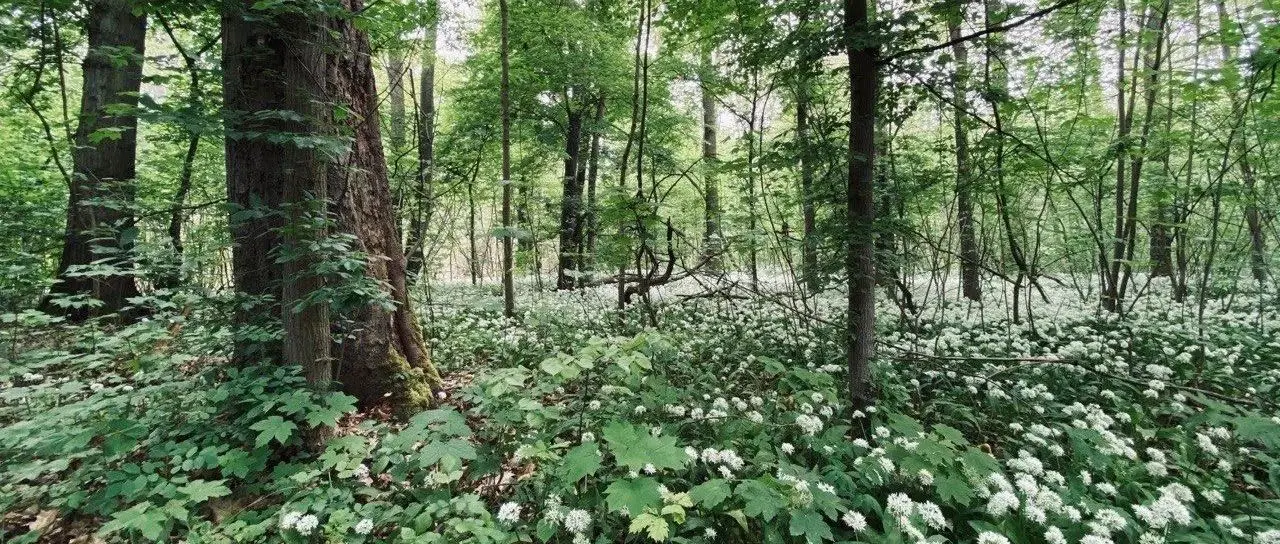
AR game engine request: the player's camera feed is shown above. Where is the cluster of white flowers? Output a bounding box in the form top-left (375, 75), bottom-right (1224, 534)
top-left (563, 509), bottom-right (591, 534)
top-left (795, 413), bottom-right (823, 436)
top-left (977, 532), bottom-right (1012, 544)
top-left (279, 510), bottom-right (319, 536)
top-left (699, 447), bottom-right (745, 479)
top-left (353, 518), bottom-right (374, 535)
top-left (841, 510), bottom-right (867, 531)
top-left (353, 463), bottom-right (374, 486)
top-left (1133, 483), bottom-right (1192, 530)
top-left (497, 502), bottom-right (522, 525)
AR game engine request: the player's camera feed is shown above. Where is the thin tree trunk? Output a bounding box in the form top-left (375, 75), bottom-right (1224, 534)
top-left (796, 2), bottom-right (819, 292)
top-left (405, 0), bottom-right (438, 282)
top-left (499, 0), bottom-right (515, 317)
top-left (386, 50), bottom-right (407, 152)
top-left (844, 0), bottom-right (877, 423)
top-left (46, 0), bottom-right (145, 320)
top-left (700, 47), bottom-right (721, 268)
top-left (1216, 0), bottom-right (1267, 285)
top-left (949, 13), bottom-right (981, 302)
top-left (1118, 0), bottom-right (1169, 304)
top-left (157, 17), bottom-right (209, 289)
top-left (585, 96), bottom-right (604, 262)
top-left (557, 109), bottom-right (585, 290)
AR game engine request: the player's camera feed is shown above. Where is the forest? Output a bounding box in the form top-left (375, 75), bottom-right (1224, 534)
top-left (0, 0), bottom-right (1278, 542)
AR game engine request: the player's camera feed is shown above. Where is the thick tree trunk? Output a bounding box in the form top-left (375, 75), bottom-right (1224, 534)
top-left (224, 0), bottom-right (439, 410)
top-left (405, 0), bottom-right (438, 282)
top-left (844, 0), bottom-right (877, 422)
top-left (326, 0), bottom-right (439, 410)
top-left (949, 16), bottom-right (981, 302)
top-left (557, 109), bottom-right (585, 290)
top-left (223, 0), bottom-right (331, 385)
top-left (46, 0), bottom-right (145, 320)
top-left (280, 15), bottom-right (332, 389)
top-left (585, 96), bottom-right (604, 260)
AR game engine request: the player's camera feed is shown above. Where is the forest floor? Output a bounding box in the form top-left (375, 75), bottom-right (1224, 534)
top-left (2, 275), bottom-right (1279, 543)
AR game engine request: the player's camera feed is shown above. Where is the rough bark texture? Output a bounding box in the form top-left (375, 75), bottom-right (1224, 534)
top-left (557, 109), bottom-right (585, 290)
top-left (584, 97), bottom-right (604, 260)
top-left (47, 0), bottom-right (145, 320)
top-left (327, 0), bottom-right (440, 410)
top-left (844, 0), bottom-right (877, 423)
top-left (224, 0), bottom-right (439, 410)
top-left (949, 17), bottom-right (981, 302)
top-left (279, 11), bottom-right (332, 389)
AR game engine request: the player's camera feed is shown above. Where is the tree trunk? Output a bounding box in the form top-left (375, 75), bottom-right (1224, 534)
top-left (46, 0), bottom-right (145, 320)
top-left (1216, 0), bottom-right (1267, 285)
top-left (557, 109), bottom-right (585, 290)
top-left (844, 0), bottom-right (877, 422)
top-left (223, 0), bottom-right (439, 411)
top-left (585, 96), bottom-right (604, 260)
top-left (386, 50), bottom-right (407, 152)
top-left (499, 0), bottom-right (516, 317)
top-left (405, 0), bottom-right (439, 283)
top-left (223, 0), bottom-right (331, 386)
top-left (796, 3), bottom-right (819, 292)
top-left (700, 47), bottom-right (721, 268)
top-left (949, 15), bottom-right (981, 302)
top-left (1117, 1), bottom-right (1169, 304)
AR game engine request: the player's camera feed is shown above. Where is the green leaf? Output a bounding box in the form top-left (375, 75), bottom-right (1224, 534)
top-left (178, 479), bottom-right (231, 503)
top-left (628, 512), bottom-right (670, 541)
top-left (559, 443), bottom-right (603, 484)
top-left (605, 477), bottom-right (663, 517)
top-left (689, 479), bottom-right (732, 509)
top-left (602, 422), bottom-right (689, 471)
top-left (418, 438), bottom-right (477, 465)
top-left (736, 480), bottom-right (787, 522)
top-left (788, 510), bottom-right (833, 543)
top-left (250, 415), bottom-right (296, 447)
top-left (99, 502), bottom-right (167, 541)
top-left (935, 474), bottom-right (974, 506)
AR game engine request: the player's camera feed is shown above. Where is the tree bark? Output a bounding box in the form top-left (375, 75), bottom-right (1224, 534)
top-left (223, 0), bottom-right (439, 411)
top-left (499, 0), bottom-right (516, 317)
top-left (405, 0), bottom-right (439, 282)
top-left (1216, 0), bottom-right (1267, 285)
top-left (386, 50), bottom-right (407, 152)
top-left (585, 96), bottom-right (604, 261)
top-left (46, 0), bottom-right (145, 320)
top-left (796, 1), bottom-right (819, 292)
top-left (223, 0), bottom-right (331, 386)
top-left (700, 47), bottom-right (721, 268)
top-left (557, 109), bottom-right (585, 290)
top-left (949, 14), bottom-right (981, 302)
top-left (844, 0), bottom-right (877, 422)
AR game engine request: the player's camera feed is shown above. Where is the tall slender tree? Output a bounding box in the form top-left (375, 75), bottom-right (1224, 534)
top-left (844, 0), bottom-right (877, 422)
top-left (949, 5), bottom-right (981, 302)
